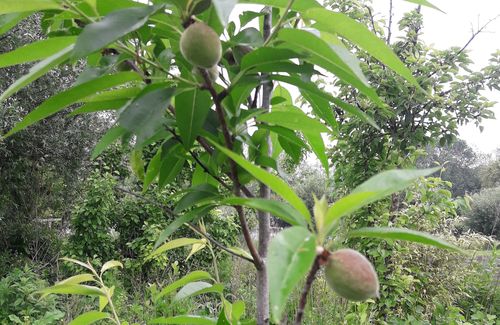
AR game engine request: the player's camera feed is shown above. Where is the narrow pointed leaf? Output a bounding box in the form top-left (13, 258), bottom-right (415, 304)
top-left (57, 274), bottom-right (95, 286)
top-left (304, 8), bottom-right (420, 88)
top-left (212, 0), bottom-right (237, 26)
top-left (221, 197), bottom-right (307, 227)
top-left (154, 205), bottom-right (214, 249)
top-left (150, 238), bottom-right (205, 258)
top-left (4, 72), bottom-right (141, 137)
top-left (208, 139), bottom-right (311, 221)
top-left (173, 282), bottom-right (223, 301)
top-left (0, 45), bottom-right (73, 103)
top-left (176, 88), bottom-right (212, 150)
top-left (156, 271), bottom-right (213, 301)
top-left (100, 260), bottom-right (123, 275)
top-left (0, 1), bottom-right (61, 14)
top-left (68, 311), bottom-right (110, 325)
top-left (268, 227), bottom-right (317, 323)
top-left (238, 0), bottom-right (321, 11)
top-left (404, 0), bottom-right (444, 13)
top-left (144, 147), bottom-right (163, 191)
top-left (73, 5), bottom-right (162, 58)
top-left (91, 126), bottom-right (128, 160)
top-left (38, 284), bottom-right (105, 296)
top-left (324, 168), bottom-right (440, 236)
top-left (150, 315), bottom-right (217, 324)
top-left (0, 37), bottom-right (77, 68)
top-left (118, 86), bottom-right (175, 144)
top-left (0, 13), bottom-right (30, 36)
top-left (349, 227), bottom-right (460, 251)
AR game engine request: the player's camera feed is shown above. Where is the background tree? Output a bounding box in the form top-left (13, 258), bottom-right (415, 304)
top-left (0, 15), bottom-right (105, 257)
top-left (417, 140), bottom-right (482, 197)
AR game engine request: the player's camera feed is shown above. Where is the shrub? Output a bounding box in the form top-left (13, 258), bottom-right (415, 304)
top-left (65, 172), bottom-right (117, 262)
top-left (0, 266), bottom-right (64, 324)
top-left (465, 187), bottom-right (500, 238)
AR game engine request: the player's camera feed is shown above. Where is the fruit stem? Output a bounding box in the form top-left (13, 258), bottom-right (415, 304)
top-left (294, 255), bottom-right (321, 325)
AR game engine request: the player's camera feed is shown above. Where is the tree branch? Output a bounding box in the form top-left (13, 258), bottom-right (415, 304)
top-left (199, 68), bottom-right (263, 270)
top-left (294, 249), bottom-right (330, 325)
top-left (187, 223), bottom-right (254, 263)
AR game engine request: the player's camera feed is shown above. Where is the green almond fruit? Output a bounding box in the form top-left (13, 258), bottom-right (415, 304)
top-left (180, 22), bottom-right (222, 69)
top-left (325, 248), bottom-right (380, 301)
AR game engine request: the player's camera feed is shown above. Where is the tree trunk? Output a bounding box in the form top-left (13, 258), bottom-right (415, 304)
top-left (256, 10), bottom-right (273, 325)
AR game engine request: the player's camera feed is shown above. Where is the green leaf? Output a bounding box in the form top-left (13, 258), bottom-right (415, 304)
top-left (404, 0), bottom-right (444, 13)
top-left (0, 36), bottom-right (77, 68)
top-left (159, 148), bottom-right (185, 187)
top-left (56, 274), bottom-right (95, 286)
top-left (324, 168), bottom-right (440, 236)
top-left (0, 0), bottom-right (61, 14)
top-left (91, 126), bottom-right (128, 160)
top-left (68, 311), bottom-right (110, 325)
top-left (70, 99), bottom-right (130, 116)
top-left (130, 149), bottom-right (145, 181)
top-left (256, 106), bottom-right (330, 134)
top-left (173, 282), bottom-right (223, 301)
top-left (100, 260), bottom-right (123, 275)
top-left (303, 131), bottom-right (329, 175)
top-left (212, 0), bottom-right (237, 26)
top-left (155, 271), bottom-right (213, 301)
top-left (150, 238), bottom-right (205, 259)
top-left (238, 0), bottom-right (321, 11)
top-left (176, 88), bottom-right (212, 150)
top-left (174, 184), bottom-right (219, 213)
top-left (4, 72), bottom-right (141, 137)
top-left (221, 197), bottom-right (307, 227)
top-left (73, 5), bottom-right (162, 59)
top-left (60, 257), bottom-right (93, 271)
top-left (143, 147), bottom-right (163, 191)
top-left (268, 227), bottom-right (317, 323)
top-left (208, 139), bottom-right (311, 222)
top-left (349, 227), bottom-right (460, 251)
top-left (149, 315), bottom-right (217, 325)
top-left (154, 205), bottom-right (214, 249)
top-left (38, 284), bottom-right (105, 297)
top-left (277, 29), bottom-right (385, 107)
top-left (118, 86), bottom-right (175, 144)
top-left (0, 13), bottom-right (30, 36)
top-left (241, 47), bottom-right (304, 70)
top-left (271, 75), bottom-right (379, 129)
top-left (304, 8), bottom-right (421, 88)
top-left (0, 45), bottom-right (73, 103)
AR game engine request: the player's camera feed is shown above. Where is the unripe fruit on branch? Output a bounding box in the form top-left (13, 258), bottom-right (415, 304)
top-left (324, 249), bottom-right (379, 301)
top-left (180, 22), bottom-right (222, 69)
top-left (192, 65), bottom-right (218, 83)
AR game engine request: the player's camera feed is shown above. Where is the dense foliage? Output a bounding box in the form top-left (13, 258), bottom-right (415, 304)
top-left (0, 0), bottom-right (498, 324)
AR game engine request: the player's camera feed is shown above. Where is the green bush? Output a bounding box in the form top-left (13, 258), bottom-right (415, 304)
top-left (0, 266), bottom-right (64, 324)
top-left (65, 171), bottom-right (117, 262)
top-left (465, 187), bottom-right (500, 238)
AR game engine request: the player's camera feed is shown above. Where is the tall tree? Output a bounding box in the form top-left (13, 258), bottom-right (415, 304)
top-left (0, 15), bottom-right (104, 253)
top-left (327, 0), bottom-right (499, 191)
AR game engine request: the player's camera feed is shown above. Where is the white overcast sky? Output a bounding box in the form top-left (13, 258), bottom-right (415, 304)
top-left (371, 0), bottom-right (500, 154)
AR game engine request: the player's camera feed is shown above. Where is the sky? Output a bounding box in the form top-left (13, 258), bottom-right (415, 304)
top-left (372, 0), bottom-right (500, 154)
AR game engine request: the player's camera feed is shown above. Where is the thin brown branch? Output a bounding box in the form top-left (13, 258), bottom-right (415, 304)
top-left (387, 0), bottom-right (394, 44)
top-left (294, 249), bottom-right (330, 325)
top-left (198, 68), bottom-right (263, 270)
top-left (187, 223), bottom-right (254, 263)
